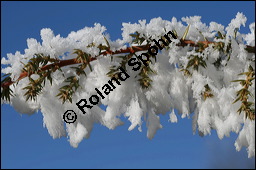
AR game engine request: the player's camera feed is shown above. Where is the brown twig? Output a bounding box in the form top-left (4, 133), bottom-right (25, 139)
top-left (1, 45), bottom-right (150, 88)
top-left (1, 40), bottom-right (254, 88)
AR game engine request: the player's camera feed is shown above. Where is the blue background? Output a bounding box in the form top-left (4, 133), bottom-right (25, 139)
top-left (1, 1), bottom-right (255, 169)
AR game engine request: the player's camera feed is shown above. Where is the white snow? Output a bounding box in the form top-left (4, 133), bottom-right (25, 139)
top-left (1, 12), bottom-right (255, 158)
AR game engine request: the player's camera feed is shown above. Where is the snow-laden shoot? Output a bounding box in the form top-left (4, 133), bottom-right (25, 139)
top-left (1, 12), bottom-right (255, 157)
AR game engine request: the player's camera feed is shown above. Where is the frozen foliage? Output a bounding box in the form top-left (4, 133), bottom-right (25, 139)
top-left (1, 12), bottom-right (255, 157)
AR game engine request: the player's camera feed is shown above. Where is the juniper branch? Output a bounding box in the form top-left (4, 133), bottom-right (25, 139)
top-left (1, 41), bottom-right (254, 89)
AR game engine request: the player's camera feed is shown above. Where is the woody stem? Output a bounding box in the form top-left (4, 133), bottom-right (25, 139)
top-left (1, 40), bottom-right (255, 88)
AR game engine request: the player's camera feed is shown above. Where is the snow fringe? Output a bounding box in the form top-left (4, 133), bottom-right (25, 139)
top-left (1, 12), bottom-right (255, 158)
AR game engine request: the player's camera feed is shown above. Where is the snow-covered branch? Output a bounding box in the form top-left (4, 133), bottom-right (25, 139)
top-left (1, 13), bottom-right (255, 157)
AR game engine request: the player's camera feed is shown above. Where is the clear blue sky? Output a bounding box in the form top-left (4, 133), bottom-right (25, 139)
top-left (1, 1), bottom-right (255, 169)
